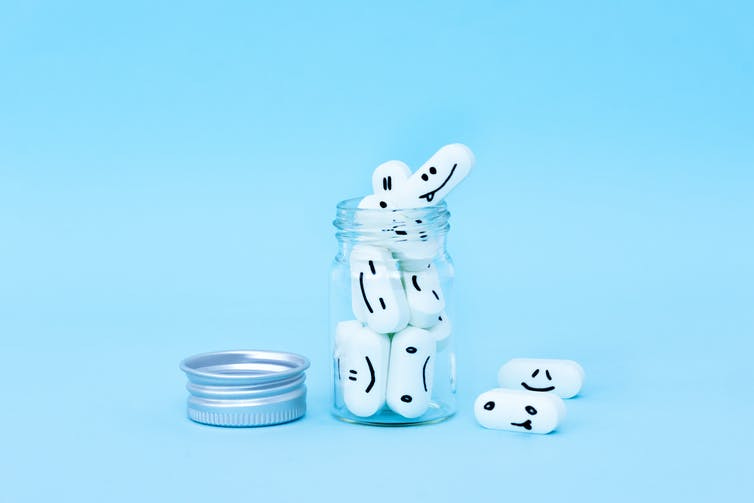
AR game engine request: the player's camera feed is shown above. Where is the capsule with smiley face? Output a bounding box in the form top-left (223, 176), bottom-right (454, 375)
top-left (498, 358), bottom-right (585, 399)
top-left (358, 143), bottom-right (475, 210)
top-left (474, 388), bottom-right (566, 434)
top-left (386, 326), bottom-right (436, 418)
top-left (398, 143), bottom-right (475, 208)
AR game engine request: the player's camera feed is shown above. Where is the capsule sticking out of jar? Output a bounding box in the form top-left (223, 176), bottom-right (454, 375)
top-left (498, 358), bottom-right (585, 399)
top-left (474, 388), bottom-right (566, 434)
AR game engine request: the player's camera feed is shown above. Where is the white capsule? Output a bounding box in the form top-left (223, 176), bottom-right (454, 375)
top-left (474, 388), bottom-right (566, 434)
top-left (397, 143), bottom-right (475, 208)
top-left (429, 311), bottom-right (452, 351)
top-left (350, 245), bottom-right (410, 334)
top-left (498, 358), bottom-right (585, 399)
top-left (371, 160), bottom-right (411, 201)
top-left (402, 265), bottom-right (445, 328)
top-left (335, 321), bottom-right (390, 417)
top-left (385, 212), bottom-right (441, 271)
top-left (386, 326), bottom-right (436, 418)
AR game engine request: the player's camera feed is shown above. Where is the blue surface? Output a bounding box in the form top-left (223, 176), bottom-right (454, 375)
top-left (1, 1), bottom-right (753, 501)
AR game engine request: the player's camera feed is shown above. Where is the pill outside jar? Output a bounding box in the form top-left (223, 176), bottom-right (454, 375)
top-left (331, 198), bottom-right (457, 425)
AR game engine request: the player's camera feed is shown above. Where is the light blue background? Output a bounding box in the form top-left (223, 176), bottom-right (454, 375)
top-left (1, 1), bottom-right (752, 501)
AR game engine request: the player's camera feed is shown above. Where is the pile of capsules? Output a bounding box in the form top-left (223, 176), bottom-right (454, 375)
top-left (335, 144), bottom-right (475, 419)
top-left (474, 358), bottom-right (585, 433)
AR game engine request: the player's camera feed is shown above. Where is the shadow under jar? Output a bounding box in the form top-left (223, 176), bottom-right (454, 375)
top-left (331, 198), bottom-right (456, 425)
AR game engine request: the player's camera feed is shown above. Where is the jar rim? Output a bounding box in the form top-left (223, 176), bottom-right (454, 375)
top-left (336, 197), bottom-right (448, 213)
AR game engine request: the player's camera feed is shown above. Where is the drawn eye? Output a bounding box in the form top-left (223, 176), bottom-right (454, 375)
top-left (401, 395), bottom-right (413, 403)
top-left (415, 219), bottom-right (422, 224)
top-left (525, 406), bottom-right (537, 415)
top-left (545, 370), bottom-right (552, 380)
top-left (421, 173), bottom-right (429, 181)
top-left (531, 369), bottom-right (540, 378)
top-left (484, 401), bottom-right (495, 411)
top-left (406, 346), bottom-right (417, 354)
top-left (379, 201), bottom-right (387, 208)
top-left (429, 167), bottom-right (437, 174)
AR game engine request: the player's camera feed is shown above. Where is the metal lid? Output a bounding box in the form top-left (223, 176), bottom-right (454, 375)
top-left (179, 350), bottom-right (310, 427)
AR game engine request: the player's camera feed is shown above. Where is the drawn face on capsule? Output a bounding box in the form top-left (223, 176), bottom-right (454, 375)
top-left (401, 143), bottom-right (475, 207)
top-left (335, 321), bottom-right (390, 418)
top-left (385, 214), bottom-right (440, 271)
top-left (474, 388), bottom-right (566, 434)
top-left (349, 244), bottom-right (410, 334)
top-left (498, 359), bottom-right (585, 399)
top-left (386, 326), bottom-right (436, 419)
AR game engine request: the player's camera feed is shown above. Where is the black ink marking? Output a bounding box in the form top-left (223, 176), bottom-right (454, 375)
top-left (429, 167), bottom-right (437, 174)
top-left (406, 346), bottom-right (417, 354)
top-left (379, 201), bottom-right (387, 208)
top-left (546, 370), bottom-right (552, 380)
top-left (526, 406), bottom-right (537, 415)
top-left (348, 376), bottom-right (357, 381)
top-left (418, 163), bottom-right (457, 203)
top-left (383, 177), bottom-right (387, 190)
top-left (349, 370), bottom-right (357, 374)
top-left (532, 369), bottom-right (539, 378)
top-left (378, 297), bottom-right (386, 310)
top-left (388, 176), bottom-right (392, 190)
top-left (337, 358), bottom-right (341, 381)
top-left (365, 357), bottom-right (376, 393)
top-left (415, 219), bottom-right (422, 224)
top-left (401, 395), bottom-right (412, 403)
top-left (359, 272), bottom-right (373, 314)
top-left (511, 419), bottom-right (533, 430)
top-left (438, 316), bottom-right (443, 321)
top-left (412, 275), bottom-right (421, 291)
top-left (368, 260), bottom-right (376, 275)
top-left (521, 382), bottom-right (555, 392)
top-left (421, 173), bottom-right (429, 181)
top-left (484, 401), bottom-right (495, 411)
top-left (422, 356), bottom-right (431, 392)
top-left (395, 230), bottom-right (408, 236)
top-left (432, 290), bottom-right (440, 300)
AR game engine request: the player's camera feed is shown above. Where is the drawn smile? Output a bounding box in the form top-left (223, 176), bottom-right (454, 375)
top-left (419, 164), bottom-right (457, 203)
top-left (521, 382), bottom-right (555, 392)
top-left (511, 419), bottom-right (533, 430)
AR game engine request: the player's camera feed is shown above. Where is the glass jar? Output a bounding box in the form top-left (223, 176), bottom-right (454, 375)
top-left (330, 198), bottom-right (456, 425)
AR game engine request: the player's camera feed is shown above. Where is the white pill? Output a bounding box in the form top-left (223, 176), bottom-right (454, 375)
top-left (371, 160), bottom-right (411, 202)
top-left (474, 388), bottom-right (566, 434)
top-left (498, 358), bottom-right (585, 399)
top-left (335, 321), bottom-right (390, 417)
top-left (350, 245), bottom-right (410, 334)
top-left (385, 213), bottom-right (441, 271)
top-left (402, 265), bottom-right (445, 328)
top-left (429, 311), bottom-right (452, 351)
top-left (397, 143), bottom-right (475, 208)
top-left (358, 194), bottom-right (394, 210)
top-left (386, 326), bottom-right (436, 418)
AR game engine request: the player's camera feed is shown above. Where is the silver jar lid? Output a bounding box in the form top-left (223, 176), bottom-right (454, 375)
top-left (179, 350), bottom-right (310, 427)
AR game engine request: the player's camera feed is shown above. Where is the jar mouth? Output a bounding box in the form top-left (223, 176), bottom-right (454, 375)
top-left (334, 198), bottom-right (450, 236)
top-left (336, 197), bottom-right (448, 213)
